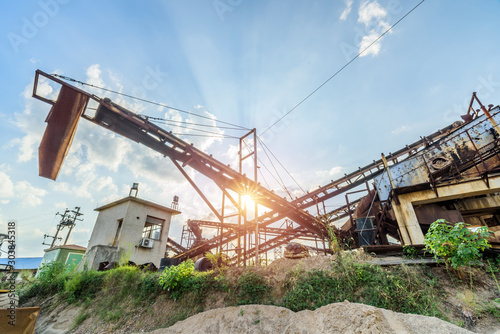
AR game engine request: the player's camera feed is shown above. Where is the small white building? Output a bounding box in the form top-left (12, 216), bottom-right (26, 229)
top-left (83, 196), bottom-right (181, 269)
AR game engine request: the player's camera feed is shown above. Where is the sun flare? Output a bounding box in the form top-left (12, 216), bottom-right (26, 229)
top-left (241, 194), bottom-right (254, 207)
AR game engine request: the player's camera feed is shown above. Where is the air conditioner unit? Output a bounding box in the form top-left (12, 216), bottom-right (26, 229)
top-left (140, 238), bottom-right (154, 248)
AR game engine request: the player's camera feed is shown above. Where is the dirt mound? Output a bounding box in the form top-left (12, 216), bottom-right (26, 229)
top-left (144, 301), bottom-right (473, 334)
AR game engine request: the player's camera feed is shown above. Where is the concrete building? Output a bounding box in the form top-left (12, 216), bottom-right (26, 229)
top-left (41, 244), bottom-right (86, 268)
top-left (83, 196), bottom-right (181, 269)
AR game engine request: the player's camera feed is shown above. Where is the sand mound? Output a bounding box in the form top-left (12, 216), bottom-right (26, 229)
top-left (145, 301), bottom-right (472, 334)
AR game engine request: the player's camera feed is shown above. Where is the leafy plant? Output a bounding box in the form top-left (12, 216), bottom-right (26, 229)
top-left (205, 252), bottom-right (229, 270)
top-left (424, 220), bottom-right (491, 269)
top-left (403, 245), bottom-right (418, 259)
top-left (158, 260), bottom-right (195, 298)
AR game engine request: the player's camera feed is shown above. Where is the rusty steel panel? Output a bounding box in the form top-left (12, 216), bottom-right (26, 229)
top-left (374, 106), bottom-right (500, 201)
top-left (414, 204), bottom-right (464, 226)
top-left (38, 85), bottom-right (89, 180)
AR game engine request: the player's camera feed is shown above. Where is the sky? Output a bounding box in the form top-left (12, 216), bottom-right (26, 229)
top-left (1, 0), bottom-right (500, 257)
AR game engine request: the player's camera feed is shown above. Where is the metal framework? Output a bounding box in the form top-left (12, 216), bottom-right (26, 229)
top-left (32, 69), bottom-right (500, 264)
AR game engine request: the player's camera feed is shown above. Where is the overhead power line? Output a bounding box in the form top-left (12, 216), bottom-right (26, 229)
top-left (51, 74), bottom-right (250, 130)
top-left (258, 137), bottom-right (306, 195)
top-left (260, 0), bottom-right (426, 136)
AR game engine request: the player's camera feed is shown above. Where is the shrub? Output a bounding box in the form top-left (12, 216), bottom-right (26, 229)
top-left (157, 259), bottom-right (227, 302)
top-left (137, 272), bottom-right (163, 300)
top-left (65, 270), bottom-right (105, 303)
top-left (158, 260), bottom-right (196, 299)
top-left (424, 220), bottom-right (491, 269)
top-left (236, 271), bottom-right (273, 305)
top-left (19, 262), bottom-right (70, 303)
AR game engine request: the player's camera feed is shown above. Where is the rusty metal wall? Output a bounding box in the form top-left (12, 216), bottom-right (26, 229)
top-left (374, 106), bottom-right (500, 201)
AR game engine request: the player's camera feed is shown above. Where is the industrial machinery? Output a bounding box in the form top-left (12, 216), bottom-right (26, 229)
top-left (33, 70), bottom-right (500, 264)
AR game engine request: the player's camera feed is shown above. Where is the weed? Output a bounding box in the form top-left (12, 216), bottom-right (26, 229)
top-left (483, 303), bottom-right (500, 319)
top-left (72, 312), bottom-right (90, 329)
top-left (19, 261), bottom-right (70, 303)
top-left (402, 245), bottom-right (418, 259)
top-left (236, 271), bottom-right (273, 305)
top-left (65, 269), bottom-right (105, 304)
top-left (487, 260), bottom-right (500, 296)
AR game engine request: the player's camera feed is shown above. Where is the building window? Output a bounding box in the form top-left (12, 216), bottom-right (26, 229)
top-left (142, 216), bottom-right (164, 240)
top-left (112, 219), bottom-right (123, 247)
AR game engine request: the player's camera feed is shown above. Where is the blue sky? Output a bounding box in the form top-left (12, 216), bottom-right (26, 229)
top-left (1, 0), bottom-right (500, 257)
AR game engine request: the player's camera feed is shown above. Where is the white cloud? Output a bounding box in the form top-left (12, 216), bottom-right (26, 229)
top-left (357, 0), bottom-right (391, 57)
top-left (0, 171), bottom-right (14, 198)
top-left (14, 181), bottom-right (47, 207)
top-left (359, 30), bottom-right (382, 57)
top-left (54, 201), bottom-right (68, 209)
top-left (391, 125), bottom-right (410, 135)
top-left (358, 0), bottom-right (387, 26)
top-left (340, 0), bottom-right (353, 20)
top-left (86, 64), bottom-right (105, 88)
top-left (315, 166), bottom-right (344, 179)
top-left (9, 80), bottom-right (56, 162)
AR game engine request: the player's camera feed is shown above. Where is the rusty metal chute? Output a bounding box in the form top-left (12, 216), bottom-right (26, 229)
top-left (36, 83), bottom-right (89, 180)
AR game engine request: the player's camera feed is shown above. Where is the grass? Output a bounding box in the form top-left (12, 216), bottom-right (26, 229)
top-left (236, 271), bottom-right (273, 305)
top-left (281, 253), bottom-right (442, 317)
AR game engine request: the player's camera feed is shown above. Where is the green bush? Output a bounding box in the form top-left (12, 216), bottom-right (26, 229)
top-left (65, 270), bottom-right (105, 304)
top-left (104, 266), bottom-right (141, 297)
top-left (424, 220), bottom-right (491, 269)
top-left (236, 271), bottom-right (273, 305)
top-left (158, 260), bottom-right (195, 298)
top-left (137, 272), bottom-right (164, 300)
top-left (19, 261), bottom-right (69, 303)
top-left (158, 260), bottom-right (226, 301)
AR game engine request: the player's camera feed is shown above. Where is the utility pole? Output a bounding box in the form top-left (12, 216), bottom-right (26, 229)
top-left (64, 207), bottom-right (83, 245)
top-left (42, 207), bottom-right (84, 248)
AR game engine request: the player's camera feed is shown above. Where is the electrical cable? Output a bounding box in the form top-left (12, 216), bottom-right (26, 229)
top-left (239, 140), bottom-right (272, 190)
top-left (247, 142), bottom-right (290, 196)
top-left (171, 132), bottom-right (239, 139)
top-left (256, 140), bottom-right (294, 200)
top-left (148, 119), bottom-right (231, 137)
top-left (258, 137), bottom-right (306, 195)
top-left (51, 74), bottom-right (250, 130)
top-left (146, 115), bottom-right (246, 131)
top-left (260, 0), bottom-right (426, 136)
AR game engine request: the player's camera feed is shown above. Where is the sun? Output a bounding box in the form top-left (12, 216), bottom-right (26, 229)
top-left (241, 194), bottom-right (254, 207)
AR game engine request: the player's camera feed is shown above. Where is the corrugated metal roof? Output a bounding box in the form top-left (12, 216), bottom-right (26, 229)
top-left (0, 257), bottom-right (43, 270)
